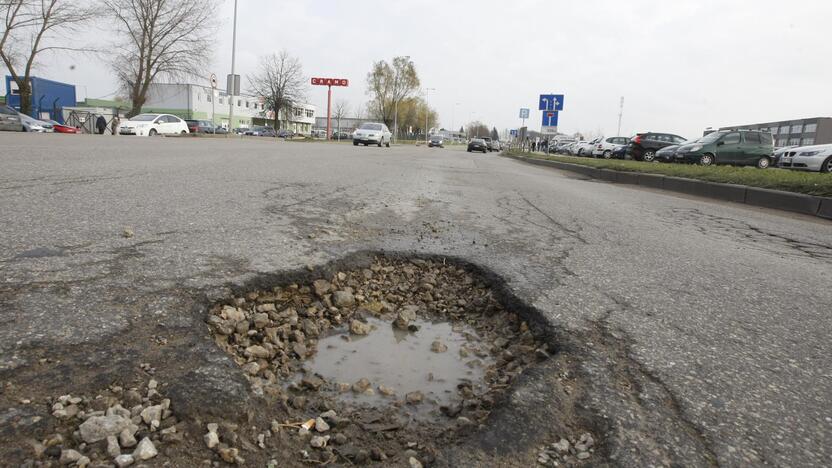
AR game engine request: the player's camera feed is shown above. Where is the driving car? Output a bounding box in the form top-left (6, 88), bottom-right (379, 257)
top-left (482, 136), bottom-right (494, 151)
top-left (491, 140), bottom-right (502, 151)
top-left (0, 104), bottom-right (23, 131)
top-left (118, 113), bottom-right (189, 136)
top-left (592, 136), bottom-right (630, 159)
top-left (353, 122), bottom-right (391, 147)
top-left (428, 135), bottom-right (444, 148)
top-left (185, 120), bottom-right (216, 133)
top-left (628, 132), bottom-right (687, 161)
top-left (47, 120), bottom-right (80, 134)
top-left (277, 129), bottom-right (295, 139)
top-left (778, 144), bottom-right (832, 173)
top-left (467, 138), bottom-right (488, 153)
top-left (674, 130), bottom-right (773, 168)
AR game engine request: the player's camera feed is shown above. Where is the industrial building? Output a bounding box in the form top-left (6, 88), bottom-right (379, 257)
top-left (716, 117), bottom-right (832, 147)
top-left (4, 75), bottom-right (76, 123)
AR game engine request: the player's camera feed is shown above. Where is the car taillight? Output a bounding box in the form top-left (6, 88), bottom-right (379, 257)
top-left (633, 135), bottom-right (642, 144)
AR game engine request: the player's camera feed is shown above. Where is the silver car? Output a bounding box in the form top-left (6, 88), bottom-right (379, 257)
top-left (0, 105), bottom-right (22, 131)
top-left (18, 112), bottom-right (53, 132)
top-left (353, 122), bottom-right (391, 147)
top-left (778, 144), bottom-right (832, 173)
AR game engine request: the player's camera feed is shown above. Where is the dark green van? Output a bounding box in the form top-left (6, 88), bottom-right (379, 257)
top-left (674, 130), bottom-right (774, 168)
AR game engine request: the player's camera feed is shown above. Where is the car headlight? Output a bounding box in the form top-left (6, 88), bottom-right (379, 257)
top-left (689, 145), bottom-right (703, 152)
top-left (798, 151), bottom-right (822, 157)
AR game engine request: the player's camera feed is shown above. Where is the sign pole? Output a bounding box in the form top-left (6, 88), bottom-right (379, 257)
top-left (326, 85), bottom-right (332, 140)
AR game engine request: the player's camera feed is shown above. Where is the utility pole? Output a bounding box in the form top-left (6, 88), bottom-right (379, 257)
top-left (227, 0), bottom-right (238, 136)
top-left (617, 96), bottom-right (624, 137)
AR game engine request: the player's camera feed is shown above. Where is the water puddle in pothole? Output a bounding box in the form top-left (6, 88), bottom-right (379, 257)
top-left (302, 317), bottom-right (492, 416)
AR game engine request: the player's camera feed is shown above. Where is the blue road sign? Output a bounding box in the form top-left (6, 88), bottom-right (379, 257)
top-left (510, 129), bottom-right (518, 136)
top-left (538, 94), bottom-right (565, 111)
top-left (519, 108), bottom-right (530, 119)
top-left (542, 111), bottom-right (559, 127)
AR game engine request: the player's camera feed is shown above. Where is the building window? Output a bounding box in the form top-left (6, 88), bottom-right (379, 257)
top-left (206, 94), bottom-right (212, 103)
top-left (294, 108), bottom-right (303, 117)
top-left (790, 124), bottom-right (803, 134)
top-left (779, 126), bottom-right (790, 134)
top-left (777, 138), bottom-right (788, 147)
top-left (789, 137), bottom-right (800, 146)
top-left (801, 137), bottom-right (815, 146)
top-left (306, 110), bottom-right (314, 118)
top-left (237, 100), bottom-right (241, 107)
top-left (804, 123), bottom-right (817, 133)
top-left (219, 98), bottom-right (224, 104)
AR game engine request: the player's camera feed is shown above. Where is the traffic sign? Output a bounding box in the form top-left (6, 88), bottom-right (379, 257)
top-left (538, 94), bottom-right (564, 111)
top-left (542, 111), bottom-right (559, 127)
top-left (210, 73), bottom-right (217, 88)
top-left (519, 108), bottom-right (529, 119)
top-left (541, 126), bottom-right (558, 135)
top-left (311, 78), bottom-right (349, 86)
top-left (510, 129), bottom-right (518, 137)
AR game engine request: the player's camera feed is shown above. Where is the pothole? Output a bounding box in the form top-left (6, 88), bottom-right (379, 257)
top-left (207, 255), bottom-right (558, 464)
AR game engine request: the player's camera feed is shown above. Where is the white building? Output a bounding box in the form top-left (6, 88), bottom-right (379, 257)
top-left (142, 83), bottom-right (315, 133)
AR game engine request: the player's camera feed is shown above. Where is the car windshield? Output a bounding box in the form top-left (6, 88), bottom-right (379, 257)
top-left (130, 114), bottom-right (158, 121)
top-left (359, 123), bottom-right (382, 131)
top-left (700, 132), bottom-right (725, 143)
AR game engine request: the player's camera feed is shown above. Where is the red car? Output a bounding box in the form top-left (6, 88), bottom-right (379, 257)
top-left (48, 120), bottom-right (80, 134)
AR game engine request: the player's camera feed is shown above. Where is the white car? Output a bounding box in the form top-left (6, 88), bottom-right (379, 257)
top-left (592, 136), bottom-right (630, 159)
top-left (18, 112), bottom-right (53, 132)
top-left (118, 113), bottom-right (189, 136)
top-left (575, 137), bottom-right (601, 157)
top-left (352, 122), bottom-right (391, 147)
top-left (778, 144), bottom-right (832, 173)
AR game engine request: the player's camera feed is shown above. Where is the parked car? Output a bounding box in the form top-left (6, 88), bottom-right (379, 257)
top-left (353, 122), bottom-right (391, 147)
top-left (213, 126), bottom-right (228, 135)
top-left (246, 126), bottom-right (276, 137)
top-left (428, 135), bottom-right (444, 148)
top-left (611, 145), bottom-right (628, 159)
top-left (467, 138), bottom-right (488, 153)
top-left (565, 141), bottom-right (583, 155)
top-left (628, 132), bottom-right (687, 161)
top-left (47, 120), bottom-right (80, 134)
top-left (771, 145), bottom-right (797, 167)
top-left (575, 138), bottom-right (601, 157)
top-left (277, 129), bottom-right (295, 139)
top-left (119, 113), bottom-right (189, 136)
top-left (592, 136), bottom-right (630, 159)
top-left (551, 138), bottom-right (576, 153)
top-left (330, 131), bottom-right (351, 140)
top-left (481, 136), bottom-right (495, 151)
top-left (656, 145), bottom-right (682, 163)
top-left (185, 119), bottom-right (216, 133)
top-left (674, 130), bottom-right (773, 168)
top-left (0, 105), bottom-right (23, 131)
top-left (19, 112), bottom-right (52, 132)
top-left (492, 140), bottom-right (502, 151)
top-left (778, 144), bottom-right (832, 173)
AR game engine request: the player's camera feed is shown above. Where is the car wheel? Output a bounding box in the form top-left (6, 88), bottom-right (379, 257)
top-left (756, 157), bottom-right (770, 169)
top-left (700, 153), bottom-right (715, 166)
top-left (149, 129), bottom-right (158, 137)
top-left (821, 157), bottom-right (832, 173)
top-left (577, 149), bottom-right (583, 156)
top-left (377, 139), bottom-right (382, 147)
top-left (642, 150), bottom-right (656, 162)
top-left (386, 140), bottom-right (390, 148)
top-left (467, 149), bottom-right (472, 152)
top-left (603, 150), bottom-right (612, 159)
top-left (353, 141), bottom-right (358, 146)
top-left (180, 130), bottom-right (186, 135)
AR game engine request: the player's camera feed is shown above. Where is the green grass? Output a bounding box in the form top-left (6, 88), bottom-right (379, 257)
top-left (504, 150), bottom-right (832, 197)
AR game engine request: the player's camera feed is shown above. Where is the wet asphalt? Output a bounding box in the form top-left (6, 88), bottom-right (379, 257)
top-left (1, 134), bottom-right (830, 466)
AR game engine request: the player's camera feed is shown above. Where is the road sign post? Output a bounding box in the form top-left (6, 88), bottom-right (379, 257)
top-left (210, 73), bottom-right (217, 130)
top-left (311, 78), bottom-right (349, 139)
top-left (538, 94), bottom-right (565, 150)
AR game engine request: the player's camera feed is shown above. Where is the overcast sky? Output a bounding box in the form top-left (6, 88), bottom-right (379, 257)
top-left (7, 0), bottom-right (832, 138)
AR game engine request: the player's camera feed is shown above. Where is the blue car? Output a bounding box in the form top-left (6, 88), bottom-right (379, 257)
top-left (611, 145), bottom-right (628, 159)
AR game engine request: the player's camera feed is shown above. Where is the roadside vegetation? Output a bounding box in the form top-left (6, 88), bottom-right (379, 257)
top-left (505, 150), bottom-right (832, 197)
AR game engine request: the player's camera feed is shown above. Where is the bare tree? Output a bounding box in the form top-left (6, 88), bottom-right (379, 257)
top-left (365, 56), bottom-right (419, 128)
top-left (0, 0), bottom-right (94, 115)
top-left (333, 99), bottom-right (349, 138)
top-left (104, 0), bottom-right (218, 117)
top-left (247, 50), bottom-right (306, 131)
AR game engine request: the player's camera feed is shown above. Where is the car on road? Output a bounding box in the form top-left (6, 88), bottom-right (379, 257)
top-left (47, 120), bottom-right (80, 134)
top-left (778, 144), bottom-right (832, 173)
top-left (428, 135), bottom-right (445, 148)
top-left (119, 113), bottom-right (189, 136)
top-left (246, 126), bottom-right (276, 137)
top-left (353, 122), bottom-right (391, 147)
top-left (674, 130), bottom-right (774, 168)
top-left (592, 136), bottom-right (630, 159)
top-left (185, 120), bottom-right (217, 134)
top-left (467, 138), bottom-right (488, 153)
top-left (277, 129), bottom-right (295, 139)
top-left (0, 105), bottom-right (23, 131)
top-left (481, 136), bottom-right (495, 152)
top-left (330, 131), bottom-right (351, 140)
top-left (628, 132), bottom-right (687, 161)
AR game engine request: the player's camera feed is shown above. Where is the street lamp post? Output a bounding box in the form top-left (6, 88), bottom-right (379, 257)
top-left (227, 0), bottom-right (238, 136)
top-left (424, 87), bottom-right (435, 144)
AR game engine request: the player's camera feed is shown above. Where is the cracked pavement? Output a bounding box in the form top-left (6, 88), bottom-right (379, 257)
top-left (1, 134), bottom-right (831, 466)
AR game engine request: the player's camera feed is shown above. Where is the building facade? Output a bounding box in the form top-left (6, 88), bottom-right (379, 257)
top-left (141, 83), bottom-right (315, 133)
top-left (5, 75), bottom-right (76, 123)
top-left (717, 117), bottom-right (832, 147)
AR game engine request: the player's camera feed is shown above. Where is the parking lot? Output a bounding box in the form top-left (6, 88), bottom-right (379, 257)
top-left (1, 134), bottom-right (830, 466)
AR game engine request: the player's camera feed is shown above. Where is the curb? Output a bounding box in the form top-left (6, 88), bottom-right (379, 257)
top-left (503, 154), bottom-right (832, 220)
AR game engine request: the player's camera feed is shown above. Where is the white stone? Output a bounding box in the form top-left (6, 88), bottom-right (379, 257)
top-left (132, 437), bottom-right (158, 460)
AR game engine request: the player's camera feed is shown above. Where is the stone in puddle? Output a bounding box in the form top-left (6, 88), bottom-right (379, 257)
top-left (405, 391), bottom-right (424, 405)
top-left (393, 305), bottom-right (419, 330)
top-left (352, 378), bottom-right (371, 393)
top-left (302, 375), bottom-right (325, 391)
top-left (430, 340), bottom-right (448, 353)
top-left (349, 319), bottom-right (372, 335)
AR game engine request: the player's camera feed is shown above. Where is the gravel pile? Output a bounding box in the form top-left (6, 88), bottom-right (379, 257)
top-left (32, 379), bottom-right (180, 467)
top-left (536, 433), bottom-right (596, 466)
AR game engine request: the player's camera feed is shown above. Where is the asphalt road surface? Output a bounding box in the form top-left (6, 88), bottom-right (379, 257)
top-left (1, 134), bottom-right (830, 466)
